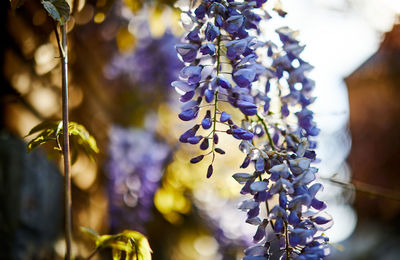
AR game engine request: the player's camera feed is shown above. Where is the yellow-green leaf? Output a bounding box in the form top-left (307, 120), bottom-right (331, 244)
top-left (112, 248), bottom-right (122, 260)
top-left (26, 121), bottom-right (59, 137)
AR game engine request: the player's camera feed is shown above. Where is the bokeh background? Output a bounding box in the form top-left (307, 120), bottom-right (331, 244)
top-left (1, 0), bottom-right (400, 259)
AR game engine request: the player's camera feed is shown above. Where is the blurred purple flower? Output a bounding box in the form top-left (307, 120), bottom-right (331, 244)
top-left (106, 30), bottom-right (183, 90)
top-left (106, 125), bottom-right (170, 233)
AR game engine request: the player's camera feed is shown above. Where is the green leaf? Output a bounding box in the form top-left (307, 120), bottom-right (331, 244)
top-left (121, 230), bottom-right (152, 260)
top-left (26, 120), bottom-right (59, 136)
top-left (68, 122), bottom-right (100, 162)
top-left (27, 129), bottom-right (56, 152)
top-left (26, 121), bottom-right (99, 161)
top-left (41, 0), bottom-right (70, 24)
top-left (112, 248), bottom-right (122, 260)
top-left (70, 138), bottom-right (79, 165)
top-left (82, 229), bottom-right (152, 260)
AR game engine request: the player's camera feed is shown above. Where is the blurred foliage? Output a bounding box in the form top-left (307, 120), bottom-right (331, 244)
top-left (81, 227), bottom-right (152, 260)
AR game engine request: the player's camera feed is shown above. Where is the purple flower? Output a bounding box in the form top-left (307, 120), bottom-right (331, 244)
top-left (200, 43), bottom-right (216, 55)
top-left (190, 154), bottom-right (204, 163)
top-left (179, 125), bottom-right (200, 143)
top-left (195, 4), bottom-right (207, 19)
top-left (179, 106), bottom-right (199, 121)
top-left (180, 65), bottom-right (203, 84)
top-left (186, 28), bottom-right (200, 42)
top-left (225, 39), bottom-right (248, 60)
top-left (234, 69), bottom-right (256, 88)
top-left (220, 112), bottom-right (231, 122)
top-left (225, 15), bottom-right (244, 34)
top-left (236, 100), bottom-right (258, 116)
top-left (176, 43), bottom-right (199, 62)
top-left (205, 22), bottom-right (220, 41)
top-left (217, 76), bottom-right (232, 89)
top-left (106, 30), bottom-right (182, 89)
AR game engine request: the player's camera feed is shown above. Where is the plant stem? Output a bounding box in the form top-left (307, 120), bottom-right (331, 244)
top-left (258, 175), bottom-right (275, 230)
top-left (60, 24), bottom-right (72, 260)
top-left (284, 220), bottom-right (290, 259)
top-left (323, 177), bottom-right (400, 202)
top-left (256, 113), bottom-right (276, 151)
top-left (211, 35), bottom-right (222, 162)
top-left (86, 248), bottom-right (99, 260)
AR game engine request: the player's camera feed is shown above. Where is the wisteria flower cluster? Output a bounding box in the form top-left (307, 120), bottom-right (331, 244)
top-left (173, 0), bottom-right (268, 176)
top-left (106, 125), bottom-right (170, 233)
top-left (173, 0), bottom-right (332, 259)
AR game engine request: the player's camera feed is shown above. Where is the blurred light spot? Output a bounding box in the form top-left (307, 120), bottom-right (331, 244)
top-left (123, 192), bottom-right (138, 207)
top-left (116, 27), bottom-right (136, 53)
top-left (76, 0), bottom-right (86, 12)
top-left (22, 37), bottom-right (36, 57)
top-left (5, 103), bottom-right (41, 138)
top-left (325, 204), bottom-right (357, 243)
top-left (66, 16), bottom-right (75, 32)
top-left (170, 8), bottom-right (185, 36)
top-left (32, 9), bottom-right (47, 26)
top-left (154, 186), bottom-right (190, 224)
top-left (75, 4), bottom-right (94, 25)
top-left (35, 43), bottom-right (54, 65)
top-left (194, 235), bottom-right (219, 256)
top-left (124, 0), bottom-right (142, 13)
top-left (94, 12), bottom-right (105, 24)
top-left (69, 85), bottom-right (84, 108)
top-left (34, 43), bottom-right (58, 75)
top-left (54, 238), bottom-right (66, 257)
top-left (125, 175), bottom-right (141, 191)
top-left (11, 72), bottom-right (31, 95)
top-left (54, 237), bottom-right (78, 257)
top-left (149, 7), bottom-right (166, 37)
top-left (155, 188), bottom-right (176, 214)
top-left (27, 82), bottom-right (58, 117)
top-left (72, 155), bottom-right (97, 190)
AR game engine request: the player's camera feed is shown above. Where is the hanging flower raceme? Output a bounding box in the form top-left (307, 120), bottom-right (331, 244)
top-left (174, 0), bottom-right (332, 259)
top-left (173, 0), bottom-right (268, 178)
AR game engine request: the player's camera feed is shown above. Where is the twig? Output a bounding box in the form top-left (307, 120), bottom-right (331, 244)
top-left (59, 24), bottom-right (73, 260)
top-left (323, 177), bottom-right (400, 202)
top-left (86, 247), bottom-right (99, 260)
